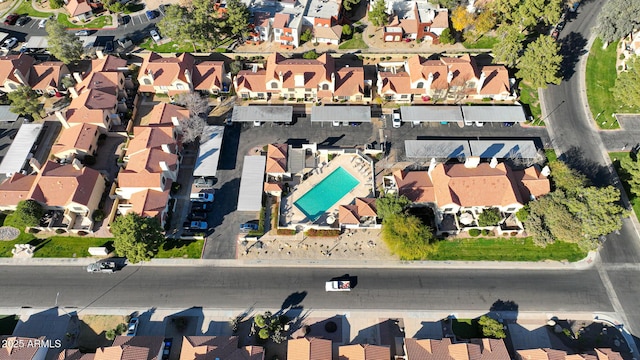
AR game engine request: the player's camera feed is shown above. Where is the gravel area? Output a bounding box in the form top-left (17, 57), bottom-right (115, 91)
top-left (0, 226), bottom-right (20, 241)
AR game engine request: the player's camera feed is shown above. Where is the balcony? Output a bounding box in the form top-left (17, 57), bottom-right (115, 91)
top-left (280, 35), bottom-right (294, 42)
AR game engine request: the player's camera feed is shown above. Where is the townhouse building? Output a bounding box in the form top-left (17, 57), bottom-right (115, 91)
top-left (0, 54), bottom-right (70, 95)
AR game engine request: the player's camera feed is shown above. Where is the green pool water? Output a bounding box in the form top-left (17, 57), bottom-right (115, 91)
top-left (294, 166), bottom-right (359, 221)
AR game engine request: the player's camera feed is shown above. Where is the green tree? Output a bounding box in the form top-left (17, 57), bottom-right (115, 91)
top-left (300, 28), bottom-right (312, 43)
top-left (46, 21), bottom-right (83, 64)
top-left (5, 200), bottom-right (44, 230)
top-left (381, 214), bottom-right (435, 260)
top-left (595, 0), bottom-right (640, 43)
top-left (451, 5), bottom-right (474, 32)
top-left (342, 0), bottom-right (361, 12)
top-left (492, 24), bottom-right (523, 67)
top-left (224, 0), bottom-right (250, 39)
top-left (49, 0), bottom-right (64, 9)
top-left (438, 28), bottom-right (454, 44)
top-left (620, 154), bottom-right (640, 198)
top-left (517, 0), bottom-right (562, 28)
top-left (7, 86), bottom-right (42, 120)
top-left (258, 328), bottom-right (270, 339)
top-left (342, 24), bottom-right (352, 37)
top-left (566, 186), bottom-right (626, 246)
top-left (431, 0), bottom-right (460, 9)
top-left (612, 56), bottom-right (640, 108)
top-left (549, 161), bottom-right (589, 194)
top-left (477, 208), bottom-right (502, 227)
top-left (229, 60), bottom-right (243, 75)
top-left (516, 35), bottom-right (562, 88)
top-left (105, 329), bottom-right (116, 341)
top-left (471, 9), bottom-right (496, 36)
top-left (376, 193), bottom-right (411, 219)
top-left (478, 315), bottom-right (506, 339)
top-left (111, 213), bottom-right (164, 263)
top-left (158, 5), bottom-right (196, 50)
top-left (368, 0), bottom-right (389, 27)
top-left (302, 50), bottom-right (319, 59)
top-left (104, 0), bottom-right (125, 13)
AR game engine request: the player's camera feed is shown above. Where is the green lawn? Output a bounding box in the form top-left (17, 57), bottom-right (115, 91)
top-left (519, 82), bottom-right (543, 125)
top-left (339, 33), bottom-right (368, 50)
top-left (586, 39), bottom-right (640, 129)
top-left (451, 319), bottom-right (482, 339)
top-left (123, 3), bottom-right (144, 13)
top-left (140, 38), bottom-right (196, 53)
top-left (0, 315), bottom-right (19, 335)
top-left (463, 35), bottom-right (498, 49)
top-left (14, 0), bottom-right (54, 18)
top-left (428, 237), bottom-right (586, 262)
top-left (155, 238), bottom-right (203, 259)
top-left (545, 149), bottom-right (558, 164)
top-left (0, 231), bottom-right (36, 257)
top-left (31, 236), bottom-right (113, 258)
top-left (58, 13), bottom-right (112, 29)
top-left (610, 152), bottom-right (640, 220)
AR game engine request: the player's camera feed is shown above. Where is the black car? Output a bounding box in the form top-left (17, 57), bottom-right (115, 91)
top-left (189, 212), bottom-right (208, 221)
top-left (16, 16), bottom-right (30, 26)
top-left (104, 41), bottom-right (114, 53)
top-left (191, 202), bottom-right (213, 212)
top-left (118, 15), bottom-right (130, 25)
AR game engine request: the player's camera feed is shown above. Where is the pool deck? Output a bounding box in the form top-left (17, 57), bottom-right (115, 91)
top-left (281, 154), bottom-right (375, 228)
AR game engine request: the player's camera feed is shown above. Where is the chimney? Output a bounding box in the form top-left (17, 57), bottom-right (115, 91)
top-left (171, 116), bottom-right (180, 127)
top-left (161, 143), bottom-right (171, 153)
top-left (425, 72), bottom-right (434, 89)
top-left (55, 110), bottom-right (70, 128)
top-left (330, 72), bottom-right (335, 85)
top-left (278, 71), bottom-right (284, 83)
top-left (12, 69), bottom-right (28, 86)
top-left (464, 156), bottom-right (480, 168)
top-left (447, 71), bottom-right (453, 83)
top-left (72, 158), bottom-right (84, 170)
top-left (183, 69), bottom-right (193, 89)
top-left (477, 71), bottom-right (486, 93)
top-left (541, 165), bottom-right (551, 177)
top-left (427, 157), bottom-right (437, 175)
top-left (147, 69), bottom-right (154, 80)
top-left (489, 157), bottom-right (498, 168)
top-left (73, 72), bottom-right (83, 84)
top-left (69, 86), bottom-right (79, 99)
top-left (29, 158), bottom-right (41, 172)
top-left (159, 161), bottom-right (170, 172)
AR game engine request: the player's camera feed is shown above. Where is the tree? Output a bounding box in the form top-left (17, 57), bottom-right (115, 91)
top-left (342, 0), bottom-right (361, 12)
top-left (478, 316), bottom-right (506, 339)
top-left (382, 214), bottom-right (435, 260)
top-left (300, 29), bottom-right (312, 43)
top-left (111, 213), bottom-right (164, 263)
top-left (229, 60), bottom-right (243, 75)
top-left (516, 0), bottom-right (562, 28)
top-left (516, 35), bottom-right (562, 89)
top-left (438, 28), bottom-right (455, 44)
top-left (46, 21), bottom-right (83, 64)
top-left (302, 50), bottom-right (319, 59)
top-left (472, 9), bottom-right (496, 35)
top-left (49, 0), bottom-right (64, 9)
top-left (612, 56), bottom-right (640, 108)
top-left (224, 0), bottom-right (250, 39)
top-left (565, 186), bottom-right (626, 245)
top-left (431, 0), bottom-right (460, 9)
top-left (620, 154), bottom-right (640, 198)
top-left (492, 24), bottom-right (523, 67)
top-left (342, 24), bottom-right (353, 37)
top-left (7, 86), bottom-right (42, 120)
top-left (5, 200), bottom-right (44, 230)
top-left (158, 5), bottom-right (197, 50)
top-left (174, 92), bottom-right (209, 117)
top-left (549, 161), bottom-right (589, 194)
top-left (104, 0), bottom-right (125, 13)
top-left (180, 116), bottom-right (206, 143)
top-left (105, 329), bottom-right (116, 341)
top-left (376, 193), bottom-right (411, 219)
top-left (595, 0), bottom-right (640, 43)
top-left (368, 0), bottom-right (389, 27)
top-left (477, 208), bottom-right (502, 227)
top-left (61, 76), bottom-right (76, 90)
top-left (451, 6), bottom-right (474, 32)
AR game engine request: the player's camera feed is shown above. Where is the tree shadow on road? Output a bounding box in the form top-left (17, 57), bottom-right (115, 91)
top-left (560, 146), bottom-right (613, 186)
top-left (559, 32), bottom-right (588, 81)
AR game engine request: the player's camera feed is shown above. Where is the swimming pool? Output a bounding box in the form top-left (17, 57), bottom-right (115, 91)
top-left (294, 167), bottom-right (359, 221)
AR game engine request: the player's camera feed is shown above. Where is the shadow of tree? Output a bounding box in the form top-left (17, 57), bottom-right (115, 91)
top-left (559, 32), bottom-right (588, 80)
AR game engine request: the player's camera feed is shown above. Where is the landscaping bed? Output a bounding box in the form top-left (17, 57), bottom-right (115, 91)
top-left (78, 315), bottom-right (127, 351)
top-left (58, 13), bottom-right (112, 29)
top-left (519, 82), bottom-right (543, 125)
top-left (15, 0), bottom-right (53, 18)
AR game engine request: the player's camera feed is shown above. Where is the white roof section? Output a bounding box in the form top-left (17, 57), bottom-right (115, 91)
top-left (193, 125), bottom-right (225, 177)
top-left (232, 106), bottom-right (293, 122)
top-left (237, 155), bottom-right (266, 212)
top-left (400, 106), bottom-right (463, 122)
top-left (311, 106), bottom-right (371, 122)
top-left (0, 32), bottom-right (8, 42)
top-left (24, 36), bottom-right (49, 49)
top-left (0, 123), bottom-right (43, 176)
top-left (405, 140), bottom-right (470, 159)
top-left (469, 140), bottom-right (538, 159)
top-left (0, 106), bottom-right (19, 122)
top-left (461, 105), bottom-right (526, 123)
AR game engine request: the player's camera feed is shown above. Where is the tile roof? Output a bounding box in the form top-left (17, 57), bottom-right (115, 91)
top-left (119, 148), bottom-right (178, 188)
top-left (51, 123), bottom-right (100, 155)
top-left (393, 170), bottom-right (435, 203)
top-left (69, 88), bottom-right (117, 111)
top-left (513, 165), bottom-right (550, 200)
top-left (66, 0), bottom-right (92, 16)
top-left (339, 205), bottom-right (360, 225)
top-left (518, 349), bottom-right (574, 360)
top-left (272, 13), bottom-right (291, 29)
top-left (355, 197), bottom-right (377, 217)
top-left (29, 61), bottom-right (67, 91)
top-left (235, 69), bottom-right (267, 93)
top-left (180, 336), bottom-right (264, 360)
top-left (441, 54), bottom-right (479, 87)
top-left (266, 143), bottom-right (288, 173)
top-left (478, 66), bottom-right (510, 95)
top-left (193, 61), bottom-right (225, 91)
top-left (129, 188), bottom-right (170, 219)
top-left (0, 54), bottom-right (34, 86)
top-left (266, 53), bottom-right (335, 89)
top-left (406, 338), bottom-right (510, 360)
top-left (58, 349), bottom-right (95, 360)
top-left (0, 336), bottom-right (45, 360)
top-left (287, 337), bottom-right (333, 360)
top-left (142, 103), bottom-right (189, 127)
top-left (338, 344), bottom-right (390, 360)
top-left (431, 10), bottom-right (449, 28)
top-left (0, 173), bottom-right (37, 207)
top-left (91, 55), bottom-right (127, 73)
top-left (379, 72), bottom-right (421, 95)
top-left (99, 336), bottom-right (164, 360)
top-left (335, 67), bottom-right (363, 97)
top-left (252, 11), bottom-right (271, 27)
top-left (138, 52), bottom-right (195, 90)
top-left (65, 107), bottom-right (107, 126)
top-left (264, 182), bottom-right (283, 192)
top-left (76, 71), bottom-right (122, 95)
top-left (29, 161), bottom-right (101, 207)
top-left (126, 126), bottom-right (176, 157)
top-left (314, 25), bottom-right (343, 40)
top-left (595, 349), bottom-right (624, 360)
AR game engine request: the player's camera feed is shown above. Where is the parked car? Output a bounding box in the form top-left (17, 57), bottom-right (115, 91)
top-left (191, 202), bottom-right (213, 212)
top-left (392, 111), bottom-right (402, 128)
top-left (556, 20), bottom-right (565, 31)
top-left (183, 221), bottom-right (208, 230)
top-left (75, 30), bottom-right (89, 36)
top-left (86, 261), bottom-right (117, 273)
top-left (162, 338), bottom-right (172, 360)
top-left (568, 1), bottom-right (579, 12)
top-left (190, 192), bottom-right (214, 202)
top-left (194, 177), bottom-right (214, 188)
top-left (189, 212), bottom-right (208, 221)
top-left (126, 317), bottom-right (139, 336)
top-left (145, 10), bottom-right (157, 20)
top-left (240, 223), bottom-right (259, 232)
top-left (38, 18), bottom-right (47, 28)
top-left (1, 37), bottom-right (18, 49)
top-left (4, 13), bottom-right (18, 25)
top-left (118, 15), bottom-right (130, 25)
top-left (150, 29), bottom-right (161, 42)
top-left (16, 16), bottom-right (30, 26)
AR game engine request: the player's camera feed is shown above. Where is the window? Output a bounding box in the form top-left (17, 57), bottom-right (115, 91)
top-left (443, 207), bottom-right (452, 212)
top-left (8, 83), bottom-right (16, 90)
top-left (241, 93), bottom-right (249, 99)
top-left (506, 207), bottom-right (515, 212)
top-left (400, 94), bottom-right (408, 99)
top-left (416, 82), bottom-right (424, 89)
top-left (176, 83), bottom-right (185, 90)
top-left (271, 82), bottom-right (278, 89)
top-left (467, 82), bottom-right (476, 88)
top-left (143, 78), bottom-right (151, 85)
top-left (321, 84), bottom-right (329, 90)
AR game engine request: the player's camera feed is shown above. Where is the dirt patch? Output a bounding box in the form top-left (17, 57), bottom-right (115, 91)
top-left (78, 315), bottom-right (127, 351)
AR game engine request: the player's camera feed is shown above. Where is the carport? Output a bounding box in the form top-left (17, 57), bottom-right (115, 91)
top-left (232, 105), bottom-right (293, 126)
top-left (0, 32), bottom-right (8, 43)
top-left (404, 139), bottom-right (539, 161)
top-left (0, 123), bottom-right (43, 176)
top-left (400, 106), bottom-right (463, 125)
top-left (405, 140), bottom-right (471, 159)
top-left (461, 105), bottom-right (526, 126)
top-left (0, 106), bottom-right (19, 122)
top-left (24, 36), bottom-right (49, 49)
top-left (237, 155), bottom-right (266, 212)
top-left (193, 125), bottom-right (224, 178)
top-left (469, 140), bottom-right (538, 160)
top-left (310, 106), bottom-right (371, 126)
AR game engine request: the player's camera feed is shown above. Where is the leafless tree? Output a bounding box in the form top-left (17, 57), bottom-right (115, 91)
top-left (174, 91), bottom-right (210, 117)
top-left (180, 116), bottom-right (206, 143)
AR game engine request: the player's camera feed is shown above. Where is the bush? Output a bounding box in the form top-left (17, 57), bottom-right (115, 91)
top-left (92, 209), bottom-right (105, 222)
top-left (300, 29), bottom-right (313, 43)
top-left (50, 0), bottom-right (64, 8)
top-left (7, 200), bottom-right (44, 230)
top-left (478, 315), bottom-right (506, 339)
top-left (105, 329), bottom-right (116, 341)
top-left (416, 37), bottom-right (423, 43)
top-left (468, 229), bottom-right (481, 237)
top-left (277, 229), bottom-right (296, 235)
top-left (342, 24), bottom-right (352, 37)
top-left (481, 229), bottom-right (490, 236)
top-left (382, 214), bottom-right (435, 260)
top-left (55, 228), bottom-right (67, 234)
top-left (303, 50), bottom-right (320, 59)
top-left (305, 229), bottom-right (340, 237)
top-left (439, 28), bottom-right (454, 44)
top-left (115, 323), bottom-right (127, 334)
top-left (620, 53), bottom-right (626, 60)
top-left (477, 208), bottom-right (501, 227)
top-left (515, 207), bottom-right (529, 222)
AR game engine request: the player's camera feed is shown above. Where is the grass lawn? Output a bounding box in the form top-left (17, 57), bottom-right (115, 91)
top-left (339, 33), bottom-right (369, 50)
top-left (58, 13), bottom-right (112, 29)
top-left (156, 238), bottom-right (203, 259)
top-left (519, 82), bottom-right (543, 125)
top-left (463, 35), bottom-right (498, 49)
top-left (451, 318), bottom-right (482, 339)
top-left (14, 0), bottom-right (53, 18)
top-left (610, 152), bottom-right (640, 219)
top-left (545, 149), bottom-right (558, 163)
top-left (140, 38), bottom-right (196, 53)
top-left (0, 231), bottom-right (36, 257)
top-left (428, 237), bottom-right (586, 262)
top-left (0, 315), bottom-right (19, 335)
top-left (31, 236), bottom-right (113, 258)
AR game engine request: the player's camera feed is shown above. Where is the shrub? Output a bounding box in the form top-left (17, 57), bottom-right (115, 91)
top-left (477, 208), bottom-right (501, 227)
top-left (92, 209), bottom-right (105, 222)
top-left (515, 207), bottom-right (529, 222)
top-left (300, 29), bottom-right (313, 43)
top-left (342, 24), bottom-right (352, 37)
top-left (478, 315), bottom-right (506, 339)
top-left (77, 231), bottom-right (88, 236)
top-left (277, 229), bottom-right (296, 235)
top-left (55, 228), bottom-right (67, 234)
top-left (382, 214), bottom-right (435, 260)
top-left (416, 37), bottom-right (423, 43)
top-left (618, 65), bottom-right (623, 71)
top-left (28, 228), bottom-right (40, 234)
top-left (115, 323), bottom-right (127, 334)
top-left (105, 329), bottom-right (116, 341)
top-left (303, 50), bottom-right (320, 59)
top-left (305, 229), bottom-right (340, 237)
top-left (619, 53), bottom-right (626, 60)
top-left (468, 229), bottom-right (481, 237)
top-left (439, 28), bottom-right (454, 44)
top-left (481, 229), bottom-right (490, 236)
top-left (50, 0), bottom-right (64, 8)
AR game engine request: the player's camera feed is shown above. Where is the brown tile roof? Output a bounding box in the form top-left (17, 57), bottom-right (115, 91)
top-left (142, 103), bottom-right (189, 127)
top-left (180, 336), bottom-right (264, 360)
top-left (266, 143), bottom-right (288, 173)
top-left (478, 66), bottom-right (510, 95)
top-left (430, 163), bottom-right (523, 207)
top-left (91, 55), bottom-right (127, 73)
top-left (70, 88), bottom-right (117, 111)
top-left (119, 148), bottom-right (178, 188)
top-left (406, 338), bottom-right (452, 360)
top-left (76, 71), bottom-right (122, 95)
top-left (272, 13), bottom-right (290, 29)
top-left (0, 54), bottom-right (34, 86)
top-left (65, 107), bottom-right (107, 126)
top-left (264, 182), bottom-right (283, 192)
top-left (0, 336), bottom-right (46, 360)
top-left (129, 188), bottom-right (170, 219)
top-left (193, 61), bottom-right (225, 91)
top-left (595, 349), bottom-right (624, 360)
top-left (379, 72), bottom-right (423, 95)
top-left (267, 53), bottom-right (335, 89)
top-left (0, 173), bottom-right (37, 207)
top-left (513, 165), bottom-right (550, 201)
top-left (287, 337), bottom-right (333, 360)
top-left (58, 349), bottom-right (95, 360)
top-left (518, 348), bottom-right (571, 360)
top-left (29, 61), bottom-right (68, 91)
top-left (253, 11), bottom-right (271, 27)
top-left (51, 123), bottom-right (100, 155)
top-left (355, 197), bottom-right (376, 217)
top-left (339, 205), bottom-right (360, 225)
top-left (421, 60), bottom-right (450, 90)
top-left (431, 10), bottom-right (449, 28)
top-left (66, 0), bottom-right (92, 16)
top-left (338, 344), bottom-right (390, 360)
top-left (334, 67), bottom-right (363, 97)
top-left (393, 170), bottom-right (435, 203)
top-left (235, 69), bottom-right (267, 93)
top-left (314, 25), bottom-right (343, 41)
top-left (406, 338), bottom-right (509, 360)
top-left (441, 54), bottom-right (480, 87)
top-left (99, 336), bottom-right (164, 360)
top-left (126, 126), bottom-right (176, 157)
top-left (30, 161), bottom-right (101, 207)
top-left (138, 52), bottom-right (195, 90)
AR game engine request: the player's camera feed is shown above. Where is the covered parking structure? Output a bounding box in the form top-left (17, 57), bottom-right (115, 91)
top-left (310, 106), bottom-right (371, 126)
top-left (461, 105), bottom-right (526, 126)
top-left (237, 155), bottom-right (266, 212)
top-left (404, 139), bottom-right (539, 162)
top-left (400, 106), bottom-right (464, 125)
top-left (405, 140), bottom-right (471, 159)
top-left (0, 123), bottom-right (44, 176)
top-left (232, 105), bottom-right (293, 126)
top-left (0, 106), bottom-right (20, 123)
top-left (469, 140), bottom-right (539, 160)
top-left (193, 126), bottom-right (224, 178)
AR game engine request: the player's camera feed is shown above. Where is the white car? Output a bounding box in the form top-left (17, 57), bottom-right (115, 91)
top-left (75, 30), bottom-right (89, 36)
top-left (150, 29), bottom-right (161, 42)
top-left (190, 192), bottom-right (214, 202)
top-left (392, 112), bottom-right (401, 128)
top-left (126, 317), bottom-right (139, 336)
top-left (38, 18), bottom-right (47, 28)
top-left (1, 37), bottom-right (17, 49)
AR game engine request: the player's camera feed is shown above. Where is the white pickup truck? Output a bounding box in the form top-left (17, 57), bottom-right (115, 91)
top-left (325, 280), bottom-right (351, 291)
top-left (87, 261), bottom-right (116, 273)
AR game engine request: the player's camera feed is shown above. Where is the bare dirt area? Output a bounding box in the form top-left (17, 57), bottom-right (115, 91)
top-left (78, 315), bottom-right (127, 351)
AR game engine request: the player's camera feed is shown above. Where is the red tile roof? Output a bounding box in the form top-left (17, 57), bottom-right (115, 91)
top-left (126, 126), bottom-right (176, 157)
top-left (287, 338), bottom-right (332, 360)
top-left (180, 336), bottom-right (264, 360)
top-left (393, 170), bottom-right (435, 203)
top-left (335, 67), bottom-right (363, 97)
top-left (235, 69), bottom-right (267, 93)
top-left (193, 61), bottom-right (225, 91)
top-left (0, 336), bottom-right (46, 360)
top-left (100, 336), bottom-right (164, 360)
top-left (0, 54), bottom-right (34, 86)
top-left (138, 52), bottom-right (195, 90)
top-left (65, 0), bottom-right (92, 16)
top-left (51, 123), bottom-right (100, 155)
top-left (0, 173), bottom-right (37, 207)
top-left (266, 143), bottom-right (288, 173)
top-left (338, 344), bottom-right (390, 360)
top-left (129, 188), bottom-right (170, 219)
top-left (339, 205), bottom-right (360, 225)
top-left (29, 161), bottom-right (101, 208)
top-left (29, 61), bottom-right (68, 92)
top-left (478, 66), bottom-right (510, 96)
top-left (142, 103), bottom-right (189, 127)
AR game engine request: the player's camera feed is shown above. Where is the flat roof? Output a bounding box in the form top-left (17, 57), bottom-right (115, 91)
top-left (0, 106), bottom-right (19, 122)
top-left (400, 106), bottom-right (464, 122)
top-left (0, 123), bottom-right (43, 175)
top-left (24, 36), bottom-right (49, 49)
top-left (0, 32), bottom-right (8, 42)
top-left (237, 155), bottom-right (266, 212)
top-left (193, 125), bottom-right (224, 178)
top-left (232, 106), bottom-right (293, 122)
top-left (469, 140), bottom-right (538, 159)
top-left (461, 105), bottom-right (526, 122)
top-left (405, 140), bottom-right (470, 159)
top-left (311, 106), bottom-right (371, 122)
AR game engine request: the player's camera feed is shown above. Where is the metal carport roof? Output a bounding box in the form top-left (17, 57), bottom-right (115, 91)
top-left (405, 140), bottom-right (471, 159)
top-left (400, 106), bottom-right (464, 122)
top-left (193, 126), bottom-right (224, 177)
top-left (469, 140), bottom-right (538, 159)
top-left (461, 105), bottom-right (526, 123)
top-left (0, 106), bottom-right (19, 122)
top-left (310, 106), bottom-right (371, 122)
top-left (0, 123), bottom-right (43, 176)
top-left (237, 155), bottom-right (266, 212)
top-left (232, 106), bottom-right (293, 122)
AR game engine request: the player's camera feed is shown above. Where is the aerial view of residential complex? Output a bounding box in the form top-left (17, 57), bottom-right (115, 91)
top-left (0, 0), bottom-right (638, 358)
